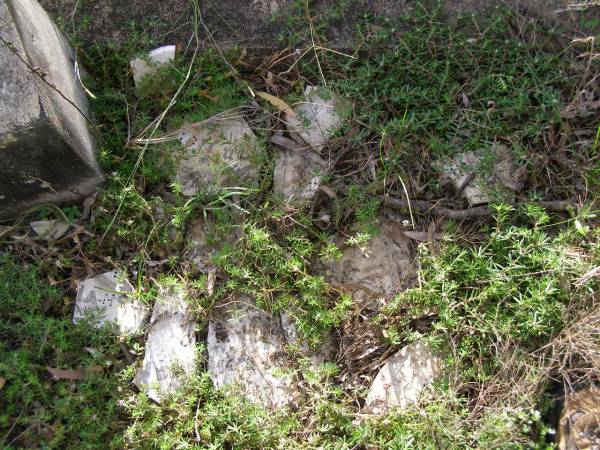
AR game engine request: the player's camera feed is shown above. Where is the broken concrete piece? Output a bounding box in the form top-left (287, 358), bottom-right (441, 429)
top-left (324, 220), bottom-right (416, 311)
top-left (134, 287), bottom-right (197, 402)
top-left (365, 341), bottom-right (442, 414)
top-left (207, 297), bottom-right (301, 410)
top-left (176, 118), bottom-right (261, 196)
top-left (435, 144), bottom-right (525, 207)
top-left (30, 219), bottom-right (69, 240)
top-left (73, 271), bottom-right (149, 333)
top-left (286, 86), bottom-right (349, 152)
top-left (130, 45), bottom-right (176, 89)
top-left (0, 0), bottom-right (103, 219)
top-left (273, 149), bottom-right (326, 204)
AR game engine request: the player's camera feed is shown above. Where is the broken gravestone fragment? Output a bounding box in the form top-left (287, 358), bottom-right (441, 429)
top-left (207, 296), bottom-right (301, 410)
top-left (324, 220), bottom-right (416, 312)
top-left (73, 270), bottom-right (149, 333)
top-left (435, 143), bottom-right (526, 207)
top-left (134, 286), bottom-right (197, 402)
top-left (130, 45), bottom-right (176, 91)
top-left (365, 341), bottom-right (442, 414)
top-left (286, 86), bottom-right (350, 152)
top-left (0, 0), bottom-right (103, 219)
top-left (273, 149), bottom-right (327, 204)
top-left (30, 219), bottom-right (69, 240)
top-left (176, 117), bottom-right (261, 196)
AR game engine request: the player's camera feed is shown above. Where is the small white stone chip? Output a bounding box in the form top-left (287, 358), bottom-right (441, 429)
top-left (73, 270), bottom-right (149, 334)
top-left (130, 45), bottom-right (176, 89)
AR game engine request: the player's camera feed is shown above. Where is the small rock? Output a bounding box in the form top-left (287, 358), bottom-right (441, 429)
top-left (286, 86), bottom-right (349, 152)
top-left (30, 219), bottom-right (69, 240)
top-left (365, 341), bottom-right (442, 414)
top-left (130, 45), bottom-right (176, 89)
top-left (207, 297), bottom-right (301, 410)
top-left (73, 271), bottom-right (149, 333)
top-left (134, 286), bottom-right (197, 402)
top-left (273, 149), bottom-right (326, 204)
top-left (324, 220), bottom-right (416, 311)
top-left (176, 117), bottom-right (261, 196)
top-left (435, 144), bottom-right (525, 207)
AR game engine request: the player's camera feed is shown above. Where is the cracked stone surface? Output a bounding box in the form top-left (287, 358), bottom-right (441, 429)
top-left (324, 220), bottom-right (417, 311)
top-left (73, 271), bottom-right (149, 334)
top-left (365, 341), bottom-right (442, 414)
top-left (134, 286), bottom-right (196, 402)
top-left (286, 86), bottom-right (349, 152)
top-left (176, 117), bottom-right (261, 196)
top-left (435, 143), bottom-right (526, 206)
top-left (273, 149), bottom-right (326, 204)
top-left (207, 296), bottom-right (301, 410)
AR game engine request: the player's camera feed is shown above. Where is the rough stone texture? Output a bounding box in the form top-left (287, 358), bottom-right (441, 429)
top-left (0, 0), bottom-right (103, 220)
top-left (73, 271), bottom-right (149, 333)
top-left (130, 45), bottom-right (176, 90)
top-left (273, 149), bottom-right (326, 204)
top-left (286, 86), bottom-right (349, 152)
top-left (324, 219), bottom-right (417, 311)
top-left (207, 297), bottom-right (301, 410)
top-left (558, 386), bottom-right (600, 450)
top-left (134, 287), bottom-right (197, 402)
top-left (29, 219), bottom-right (69, 240)
top-left (365, 341), bottom-right (442, 414)
top-left (176, 117), bottom-right (261, 196)
top-left (435, 144), bottom-right (525, 206)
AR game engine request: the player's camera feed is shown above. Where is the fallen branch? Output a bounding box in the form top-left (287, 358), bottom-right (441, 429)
top-left (378, 195), bottom-right (580, 219)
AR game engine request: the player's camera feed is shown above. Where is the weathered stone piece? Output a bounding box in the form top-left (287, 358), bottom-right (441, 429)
top-left (73, 271), bottom-right (149, 333)
top-left (286, 86), bottom-right (349, 152)
top-left (176, 117), bottom-right (261, 196)
top-left (30, 219), bottom-right (69, 240)
top-left (130, 45), bottom-right (176, 90)
top-left (365, 341), bottom-right (442, 414)
top-left (435, 143), bottom-right (526, 206)
top-left (135, 286), bottom-right (197, 402)
top-left (324, 220), bottom-right (416, 311)
top-left (0, 0), bottom-right (103, 219)
top-left (207, 297), bottom-right (301, 410)
top-left (273, 149), bottom-right (326, 204)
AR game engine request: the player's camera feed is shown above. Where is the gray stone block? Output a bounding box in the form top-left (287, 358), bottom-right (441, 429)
top-left (0, 0), bottom-right (103, 220)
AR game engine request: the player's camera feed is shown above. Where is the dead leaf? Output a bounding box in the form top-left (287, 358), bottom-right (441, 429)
top-left (271, 134), bottom-right (304, 151)
top-left (46, 366), bottom-right (86, 380)
top-left (0, 377), bottom-right (5, 390)
top-left (256, 91), bottom-right (296, 118)
top-left (46, 365), bottom-right (103, 380)
top-left (427, 221), bottom-right (439, 256)
top-left (318, 185), bottom-right (337, 199)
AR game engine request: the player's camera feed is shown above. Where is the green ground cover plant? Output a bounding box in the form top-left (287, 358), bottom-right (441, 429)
top-left (1, 1), bottom-right (598, 448)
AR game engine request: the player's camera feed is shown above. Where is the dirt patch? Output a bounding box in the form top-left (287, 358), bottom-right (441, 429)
top-left (39, 0), bottom-right (598, 52)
